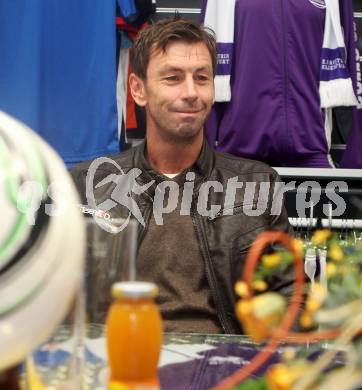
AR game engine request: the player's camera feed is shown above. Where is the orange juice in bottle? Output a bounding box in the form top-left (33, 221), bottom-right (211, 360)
top-left (106, 281), bottom-right (163, 390)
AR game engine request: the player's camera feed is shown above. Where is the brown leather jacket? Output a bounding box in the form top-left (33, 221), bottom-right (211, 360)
top-left (71, 141), bottom-right (293, 334)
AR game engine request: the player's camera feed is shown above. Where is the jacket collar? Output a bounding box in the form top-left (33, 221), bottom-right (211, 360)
top-left (133, 138), bottom-right (215, 183)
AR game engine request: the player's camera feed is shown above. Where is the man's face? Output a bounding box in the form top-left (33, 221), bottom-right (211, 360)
top-left (131, 41), bottom-right (215, 143)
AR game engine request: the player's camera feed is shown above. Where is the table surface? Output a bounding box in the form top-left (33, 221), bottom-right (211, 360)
top-left (30, 324), bottom-right (346, 390)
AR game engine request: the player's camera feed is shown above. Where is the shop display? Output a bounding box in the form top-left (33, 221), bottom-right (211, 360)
top-left (1, 3), bottom-right (362, 389)
top-left (202, 0), bottom-right (360, 168)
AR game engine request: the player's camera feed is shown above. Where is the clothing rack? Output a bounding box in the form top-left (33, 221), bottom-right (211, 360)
top-left (155, 7), bottom-right (362, 19)
top-left (156, 7), bottom-right (201, 14)
top-left (276, 167), bottom-right (362, 221)
top-left (289, 217), bottom-right (362, 229)
top-left (275, 167), bottom-right (362, 179)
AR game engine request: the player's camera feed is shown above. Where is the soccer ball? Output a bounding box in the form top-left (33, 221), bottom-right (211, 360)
top-left (0, 111), bottom-right (85, 370)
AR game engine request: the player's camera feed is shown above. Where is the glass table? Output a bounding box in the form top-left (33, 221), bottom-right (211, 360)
top-left (27, 324), bottom-right (347, 389)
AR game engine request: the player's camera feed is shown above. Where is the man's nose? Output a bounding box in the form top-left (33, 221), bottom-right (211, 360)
top-left (181, 76), bottom-right (198, 101)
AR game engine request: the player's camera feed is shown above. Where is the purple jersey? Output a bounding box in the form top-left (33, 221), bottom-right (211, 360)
top-left (202, 0), bottom-right (357, 168)
top-left (340, 4), bottom-right (362, 169)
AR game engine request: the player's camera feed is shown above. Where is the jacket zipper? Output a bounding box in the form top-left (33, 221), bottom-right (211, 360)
top-left (191, 206), bottom-right (234, 334)
top-left (207, 204), bottom-right (245, 221)
top-left (136, 189), bottom-right (154, 248)
top-left (137, 207), bottom-right (152, 249)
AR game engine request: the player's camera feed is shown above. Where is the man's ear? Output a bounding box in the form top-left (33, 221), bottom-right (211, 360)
top-left (129, 73), bottom-right (147, 107)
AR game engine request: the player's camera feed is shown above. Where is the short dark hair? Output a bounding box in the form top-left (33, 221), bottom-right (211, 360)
top-left (130, 18), bottom-right (217, 80)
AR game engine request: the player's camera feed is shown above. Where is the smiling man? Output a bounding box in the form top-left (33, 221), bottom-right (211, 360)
top-left (72, 18), bottom-right (294, 334)
top-left (129, 21), bottom-right (215, 174)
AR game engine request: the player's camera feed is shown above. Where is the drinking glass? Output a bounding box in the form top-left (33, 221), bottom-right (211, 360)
top-left (82, 217), bottom-right (138, 390)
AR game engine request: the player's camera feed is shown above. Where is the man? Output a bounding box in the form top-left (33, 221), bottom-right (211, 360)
top-left (72, 18), bottom-right (293, 334)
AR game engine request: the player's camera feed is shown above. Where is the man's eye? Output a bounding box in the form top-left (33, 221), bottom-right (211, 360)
top-left (196, 75), bottom-right (210, 81)
top-left (164, 76), bottom-right (179, 81)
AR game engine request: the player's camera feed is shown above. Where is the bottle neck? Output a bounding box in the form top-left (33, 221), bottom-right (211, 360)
top-left (115, 297), bottom-right (154, 304)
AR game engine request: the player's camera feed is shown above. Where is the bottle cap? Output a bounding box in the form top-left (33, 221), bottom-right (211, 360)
top-left (111, 281), bottom-right (158, 299)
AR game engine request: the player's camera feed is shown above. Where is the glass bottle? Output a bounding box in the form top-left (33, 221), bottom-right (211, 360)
top-left (106, 282), bottom-right (163, 390)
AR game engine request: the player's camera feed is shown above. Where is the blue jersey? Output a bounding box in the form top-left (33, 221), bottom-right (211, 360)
top-left (0, 0), bottom-right (136, 167)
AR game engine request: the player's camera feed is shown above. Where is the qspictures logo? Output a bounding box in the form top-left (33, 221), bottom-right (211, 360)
top-left (9, 159), bottom-right (348, 231)
top-left (85, 157), bottom-right (155, 232)
top-left (83, 157), bottom-right (348, 233)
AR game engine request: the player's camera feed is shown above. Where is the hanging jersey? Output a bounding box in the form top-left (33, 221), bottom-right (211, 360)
top-left (119, 0), bottom-right (138, 21)
top-left (201, 0), bottom-right (356, 168)
top-left (116, 17), bottom-right (149, 145)
top-left (340, 8), bottom-right (362, 169)
top-left (0, 1), bottom-right (128, 167)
